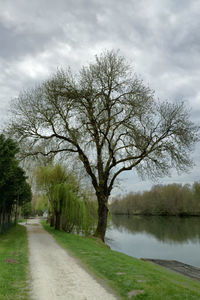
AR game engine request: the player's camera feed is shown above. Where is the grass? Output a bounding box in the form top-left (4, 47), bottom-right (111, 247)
top-left (42, 221), bottom-right (200, 300)
top-left (0, 225), bottom-right (30, 300)
top-left (18, 219), bottom-right (26, 223)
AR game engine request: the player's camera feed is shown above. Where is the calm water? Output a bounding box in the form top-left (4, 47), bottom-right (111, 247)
top-left (105, 215), bottom-right (200, 267)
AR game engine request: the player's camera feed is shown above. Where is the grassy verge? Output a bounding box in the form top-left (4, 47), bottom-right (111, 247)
top-left (42, 221), bottom-right (200, 300)
top-left (0, 225), bottom-right (29, 300)
top-left (18, 219), bottom-right (26, 223)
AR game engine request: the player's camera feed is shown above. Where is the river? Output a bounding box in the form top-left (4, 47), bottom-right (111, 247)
top-left (105, 215), bottom-right (200, 267)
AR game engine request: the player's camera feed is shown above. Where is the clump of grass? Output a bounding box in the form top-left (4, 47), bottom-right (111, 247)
top-left (42, 221), bottom-right (200, 300)
top-left (0, 225), bottom-right (30, 300)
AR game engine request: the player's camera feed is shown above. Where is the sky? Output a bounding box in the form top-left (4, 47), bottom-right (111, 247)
top-left (0, 0), bottom-right (200, 195)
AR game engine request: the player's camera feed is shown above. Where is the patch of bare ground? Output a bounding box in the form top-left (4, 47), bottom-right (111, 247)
top-left (25, 219), bottom-right (118, 300)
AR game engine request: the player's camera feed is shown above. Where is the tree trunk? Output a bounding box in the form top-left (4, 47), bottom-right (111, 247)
top-left (55, 211), bottom-right (61, 230)
top-left (50, 214), bottom-right (55, 227)
top-left (14, 202), bottom-right (18, 224)
top-left (94, 199), bottom-right (108, 242)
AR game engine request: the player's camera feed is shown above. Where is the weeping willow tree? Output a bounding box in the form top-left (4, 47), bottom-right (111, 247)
top-left (34, 164), bottom-right (96, 232)
top-left (53, 183), bottom-right (96, 234)
top-left (35, 194), bottom-right (48, 214)
top-left (34, 164), bottom-right (67, 228)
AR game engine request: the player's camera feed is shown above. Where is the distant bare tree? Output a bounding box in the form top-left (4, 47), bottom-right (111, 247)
top-left (8, 50), bottom-right (199, 241)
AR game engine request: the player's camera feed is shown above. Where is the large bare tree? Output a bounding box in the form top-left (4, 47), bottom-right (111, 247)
top-left (8, 50), bottom-right (199, 241)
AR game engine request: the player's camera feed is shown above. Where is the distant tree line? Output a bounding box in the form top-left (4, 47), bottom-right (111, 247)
top-left (34, 164), bottom-right (97, 235)
top-left (110, 183), bottom-right (200, 216)
top-left (0, 134), bottom-right (32, 233)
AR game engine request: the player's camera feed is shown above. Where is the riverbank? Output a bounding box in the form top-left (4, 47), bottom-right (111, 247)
top-left (141, 259), bottom-right (200, 281)
top-left (111, 213), bottom-right (200, 217)
top-left (0, 225), bottom-right (29, 300)
top-left (42, 221), bottom-right (200, 300)
top-left (1, 222), bottom-right (200, 299)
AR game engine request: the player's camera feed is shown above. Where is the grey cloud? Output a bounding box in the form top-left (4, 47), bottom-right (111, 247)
top-left (0, 0), bottom-right (200, 192)
top-left (0, 22), bottom-right (57, 60)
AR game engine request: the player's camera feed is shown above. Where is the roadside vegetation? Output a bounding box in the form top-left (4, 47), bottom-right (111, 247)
top-left (34, 164), bottom-right (97, 235)
top-left (42, 221), bottom-right (200, 300)
top-left (110, 183), bottom-right (200, 216)
top-left (0, 225), bottom-right (29, 300)
top-left (0, 134), bottom-right (32, 233)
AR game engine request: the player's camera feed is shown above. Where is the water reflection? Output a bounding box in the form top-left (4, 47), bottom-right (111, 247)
top-left (110, 215), bottom-right (200, 244)
top-left (106, 215), bottom-right (200, 267)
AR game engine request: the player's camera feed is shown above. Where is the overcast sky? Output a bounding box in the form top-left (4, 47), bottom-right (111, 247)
top-left (0, 0), bottom-right (200, 194)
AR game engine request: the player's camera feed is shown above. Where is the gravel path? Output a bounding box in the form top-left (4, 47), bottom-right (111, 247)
top-left (25, 219), bottom-right (118, 300)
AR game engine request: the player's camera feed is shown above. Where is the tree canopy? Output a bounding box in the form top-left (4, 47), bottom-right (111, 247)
top-left (34, 164), bottom-right (96, 233)
top-left (0, 134), bottom-right (31, 232)
top-left (8, 50), bottom-right (199, 240)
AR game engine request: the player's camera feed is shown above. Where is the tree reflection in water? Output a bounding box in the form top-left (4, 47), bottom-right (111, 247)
top-left (110, 215), bottom-right (200, 244)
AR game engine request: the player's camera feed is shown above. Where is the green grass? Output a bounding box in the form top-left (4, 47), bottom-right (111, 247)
top-left (0, 225), bottom-right (30, 300)
top-left (42, 221), bottom-right (200, 299)
top-left (18, 219), bottom-right (26, 223)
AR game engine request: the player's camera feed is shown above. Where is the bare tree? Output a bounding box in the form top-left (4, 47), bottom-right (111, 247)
top-left (8, 50), bottom-right (199, 241)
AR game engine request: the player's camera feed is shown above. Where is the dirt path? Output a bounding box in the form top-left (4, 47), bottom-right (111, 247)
top-left (25, 219), bottom-right (118, 300)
